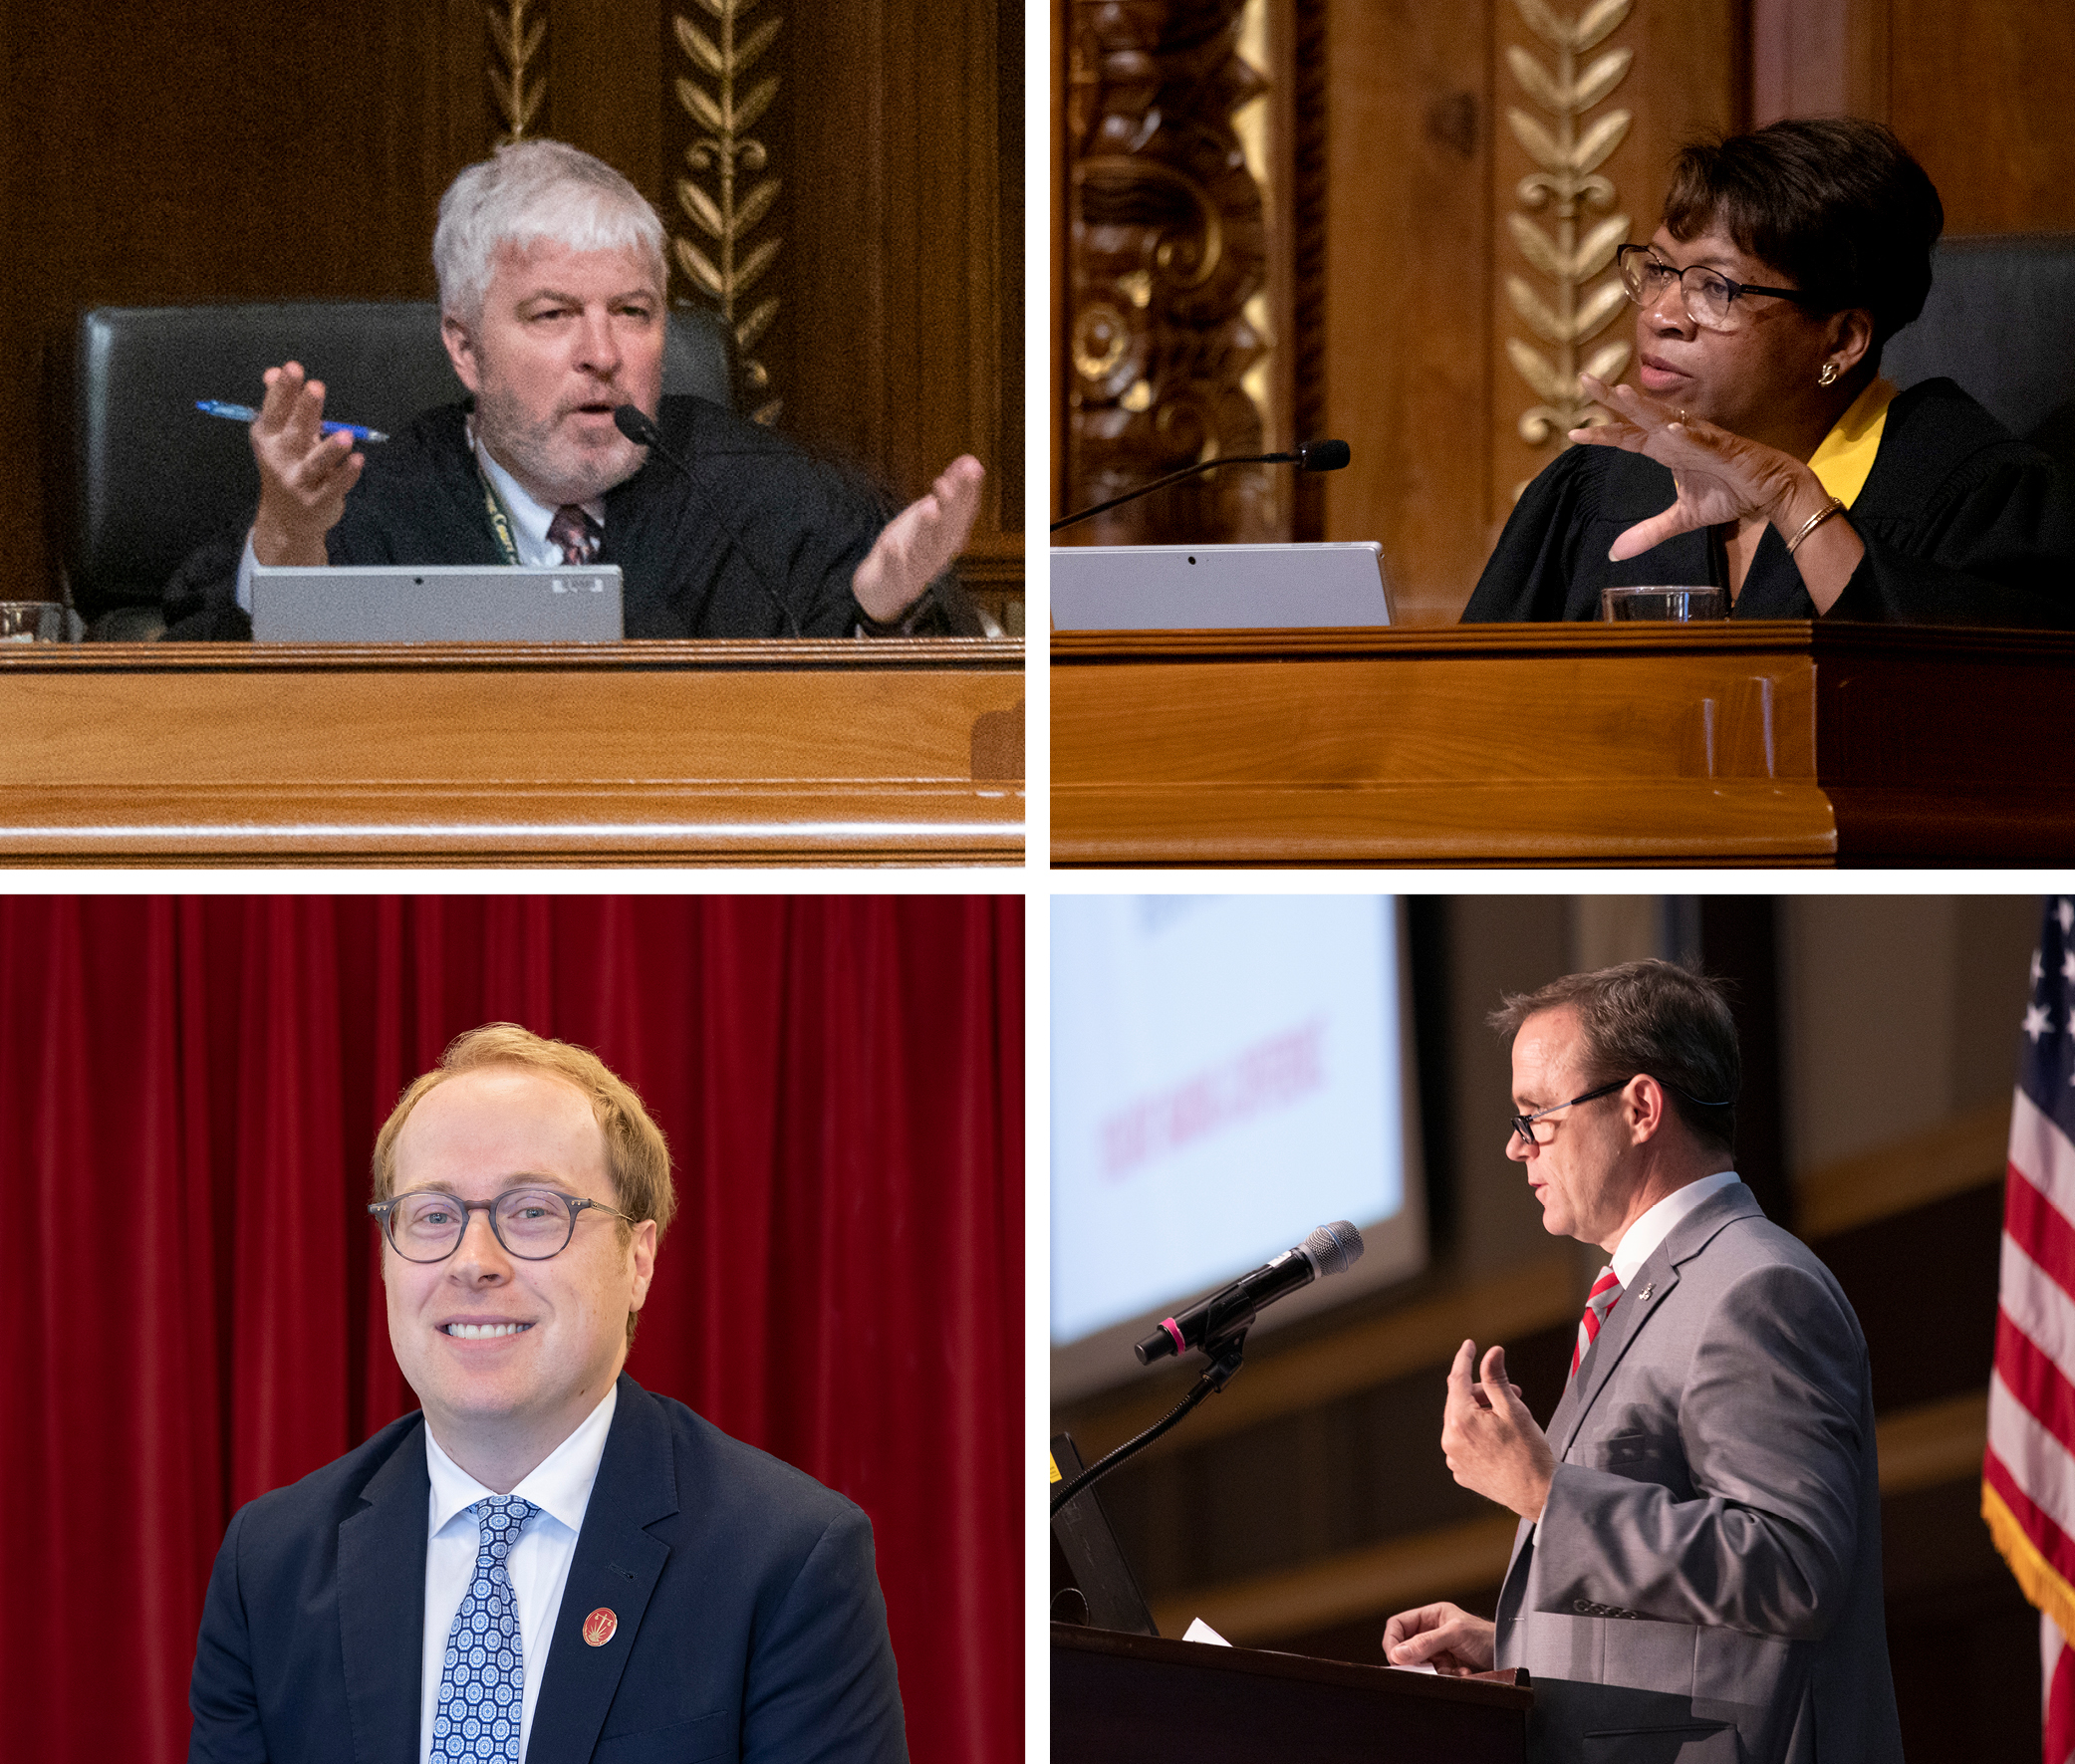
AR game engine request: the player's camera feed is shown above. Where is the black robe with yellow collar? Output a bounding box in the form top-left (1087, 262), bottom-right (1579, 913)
top-left (1461, 378), bottom-right (2075, 627)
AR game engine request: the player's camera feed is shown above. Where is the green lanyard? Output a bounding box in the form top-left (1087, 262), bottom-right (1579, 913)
top-left (472, 445), bottom-right (524, 567)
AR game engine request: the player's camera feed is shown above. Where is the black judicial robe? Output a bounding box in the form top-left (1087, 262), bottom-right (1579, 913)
top-left (162, 394), bottom-right (969, 639)
top-left (1461, 377), bottom-right (2075, 628)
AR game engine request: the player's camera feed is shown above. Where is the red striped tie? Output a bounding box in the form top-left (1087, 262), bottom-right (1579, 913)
top-left (1570, 1266), bottom-right (1623, 1381)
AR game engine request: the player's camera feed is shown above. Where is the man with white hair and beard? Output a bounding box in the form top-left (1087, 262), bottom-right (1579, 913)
top-left (164, 139), bottom-right (984, 639)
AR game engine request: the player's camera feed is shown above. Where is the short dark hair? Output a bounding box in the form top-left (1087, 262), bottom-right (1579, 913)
top-left (1663, 117), bottom-right (1944, 359)
top-left (1490, 960), bottom-right (1740, 1156)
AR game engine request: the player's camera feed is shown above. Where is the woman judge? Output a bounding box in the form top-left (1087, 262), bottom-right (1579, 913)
top-left (1462, 118), bottom-right (2075, 626)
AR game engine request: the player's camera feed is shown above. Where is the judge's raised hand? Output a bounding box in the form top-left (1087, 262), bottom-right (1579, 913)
top-left (852, 455), bottom-right (985, 624)
top-left (1440, 1341), bottom-right (1555, 1521)
top-left (1382, 1602), bottom-right (1495, 1675)
top-left (1568, 372), bottom-right (1810, 563)
top-left (249, 362), bottom-right (364, 567)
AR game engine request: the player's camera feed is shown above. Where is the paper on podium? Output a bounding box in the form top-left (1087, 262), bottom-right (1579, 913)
top-left (1181, 1618), bottom-right (1231, 1646)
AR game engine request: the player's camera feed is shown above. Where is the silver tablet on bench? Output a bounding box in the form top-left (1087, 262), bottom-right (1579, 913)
top-left (249, 565), bottom-right (625, 642)
top-left (1050, 541), bottom-right (1395, 630)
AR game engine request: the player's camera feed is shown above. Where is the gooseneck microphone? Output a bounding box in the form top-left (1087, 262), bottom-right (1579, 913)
top-left (1135, 1220), bottom-right (1366, 1365)
top-left (1051, 1220), bottom-right (1367, 1519)
top-left (1049, 439), bottom-right (1353, 535)
top-left (612, 404), bottom-right (801, 637)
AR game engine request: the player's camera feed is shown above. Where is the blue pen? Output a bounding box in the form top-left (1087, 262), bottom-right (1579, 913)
top-left (195, 399), bottom-right (389, 443)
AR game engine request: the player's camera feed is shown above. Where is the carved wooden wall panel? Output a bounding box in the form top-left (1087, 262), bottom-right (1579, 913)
top-left (1318, 1), bottom-right (1493, 626)
top-left (1886, 0), bottom-right (2075, 234)
top-left (1486, 0), bottom-right (1738, 532)
top-left (1307, 0), bottom-right (1734, 624)
top-left (1060, 0), bottom-right (1279, 544)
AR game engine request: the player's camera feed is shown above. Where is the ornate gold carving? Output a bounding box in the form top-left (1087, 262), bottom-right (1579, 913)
top-left (671, 0), bottom-right (783, 425)
top-left (1064, 0), bottom-right (1272, 543)
top-left (486, 0), bottom-right (547, 144)
top-left (1503, 0), bottom-right (1634, 450)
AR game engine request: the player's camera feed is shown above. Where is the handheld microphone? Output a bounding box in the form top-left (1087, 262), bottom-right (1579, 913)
top-left (1049, 439), bottom-right (1353, 535)
top-left (1134, 1220), bottom-right (1365, 1365)
top-left (613, 403), bottom-right (802, 637)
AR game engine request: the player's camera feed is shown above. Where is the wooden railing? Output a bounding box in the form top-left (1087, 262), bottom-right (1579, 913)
top-left (0, 638), bottom-right (1025, 864)
top-left (1053, 622), bottom-right (2075, 866)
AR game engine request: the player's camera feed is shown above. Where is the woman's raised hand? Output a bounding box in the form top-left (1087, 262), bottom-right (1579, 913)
top-left (1570, 373), bottom-right (1807, 562)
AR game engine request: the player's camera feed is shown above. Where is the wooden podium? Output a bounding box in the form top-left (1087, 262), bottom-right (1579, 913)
top-left (0, 638), bottom-right (1024, 864)
top-left (1053, 1624), bottom-right (1531, 1764)
top-left (1053, 622), bottom-right (2075, 866)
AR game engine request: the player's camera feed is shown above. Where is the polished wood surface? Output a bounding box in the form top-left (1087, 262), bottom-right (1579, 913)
top-left (0, 639), bottom-right (1023, 864)
top-left (1754, 0), bottom-right (2075, 234)
top-left (1052, 622), bottom-right (2075, 866)
top-left (1053, 1624), bottom-right (1531, 1764)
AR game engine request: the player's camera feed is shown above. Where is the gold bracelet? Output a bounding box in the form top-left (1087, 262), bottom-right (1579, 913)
top-left (1784, 496), bottom-right (1847, 555)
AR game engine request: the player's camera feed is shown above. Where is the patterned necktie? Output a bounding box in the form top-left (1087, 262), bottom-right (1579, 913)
top-left (1569, 1266), bottom-right (1623, 1382)
top-left (546, 504), bottom-right (602, 565)
top-left (430, 1495), bottom-right (539, 1763)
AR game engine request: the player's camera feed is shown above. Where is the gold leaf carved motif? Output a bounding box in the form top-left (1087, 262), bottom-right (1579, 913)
top-left (1575, 0), bottom-right (1632, 53)
top-left (1571, 47), bottom-right (1633, 113)
top-left (672, 0), bottom-right (785, 424)
top-left (1503, 0), bottom-right (1636, 463)
top-left (485, 0), bottom-right (546, 144)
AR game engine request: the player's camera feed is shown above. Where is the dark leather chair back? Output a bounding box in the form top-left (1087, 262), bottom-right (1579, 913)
top-left (1881, 233), bottom-right (2075, 443)
top-left (62, 300), bottom-right (733, 618)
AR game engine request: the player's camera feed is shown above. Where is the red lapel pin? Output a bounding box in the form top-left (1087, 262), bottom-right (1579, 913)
top-left (583, 1608), bottom-right (619, 1647)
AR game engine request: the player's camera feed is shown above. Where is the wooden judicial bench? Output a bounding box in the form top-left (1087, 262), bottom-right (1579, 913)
top-left (1053, 1624), bottom-right (1532, 1764)
top-left (1053, 622), bottom-right (2075, 867)
top-left (0, 638), bottom-right (1024, 865)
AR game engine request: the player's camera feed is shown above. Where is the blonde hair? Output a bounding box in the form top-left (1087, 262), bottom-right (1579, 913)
top-left (372, 1023), bottom-right (676, 1241)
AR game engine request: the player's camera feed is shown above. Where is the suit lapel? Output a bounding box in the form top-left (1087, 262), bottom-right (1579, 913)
top-left (1549, 1182), bottom-right (1763, 1458)
top-left (527, 1376), bottom-right (679, 1764)
top-left (337, 1418), bottom-right (431, 1764)
top-left (1501, 1184), bottom-right (1762, 1600)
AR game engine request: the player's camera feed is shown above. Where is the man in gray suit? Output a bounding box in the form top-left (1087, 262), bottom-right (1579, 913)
top-left (1382, 961), bottom-right (1903, 1763)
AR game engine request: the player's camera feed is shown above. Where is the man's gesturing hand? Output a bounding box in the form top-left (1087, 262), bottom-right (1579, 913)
top-left (1440, 1340), bottom-right (1555, 1520)
top-left (1382, 1602), bottom-right (1495, 1675)
top-left (250, 362), bottom-right (364, 567)
top-left (852, 455), bottom-right (984, 624)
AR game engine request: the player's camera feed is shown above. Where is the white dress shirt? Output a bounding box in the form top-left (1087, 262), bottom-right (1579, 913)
top-left (1608, 1167), bottom-right (1742, 1288)
top-left (417, 1384), bottom-right (618, 1764)
top-left (470, 433), bottom-right (608, 565)
top-left (234, 426), bottom-right (606, 610)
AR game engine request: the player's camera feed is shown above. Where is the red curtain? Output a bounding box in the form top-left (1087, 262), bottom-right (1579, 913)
top-left (0, 895), bottom-right (1022, 1764)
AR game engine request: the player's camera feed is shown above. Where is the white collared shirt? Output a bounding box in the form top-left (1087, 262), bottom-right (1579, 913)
top-left (417, 1385), bottom-right (618, 1764)
top-left (232, 428), bottom-right (607, 610)
top-left (1609, 1167), bottom-right (1742, 1289)
top-left (470, 427), bottom-right (608, 567)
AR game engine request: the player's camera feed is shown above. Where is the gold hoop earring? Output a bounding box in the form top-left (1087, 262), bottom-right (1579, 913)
top-left (1818, 363), bottom-right (1839, 388)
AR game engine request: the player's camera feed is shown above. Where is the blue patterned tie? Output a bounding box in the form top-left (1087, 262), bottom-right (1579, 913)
top-left (430, 1495), bottom-right (539, 1763)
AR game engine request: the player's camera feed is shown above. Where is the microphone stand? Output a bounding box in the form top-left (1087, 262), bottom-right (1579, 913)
top-left (1050, 1324), bottom-right (1251, 1518)
top-left (1050, 442), bottom-right (1351, 536)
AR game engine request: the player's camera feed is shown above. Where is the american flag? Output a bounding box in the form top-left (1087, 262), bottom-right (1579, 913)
top-left (1985, 896), bottom-right (2075, 1764)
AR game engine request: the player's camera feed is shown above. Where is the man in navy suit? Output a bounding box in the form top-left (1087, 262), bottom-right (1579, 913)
top-left (188, 1024), bottom-right (908, 1763)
